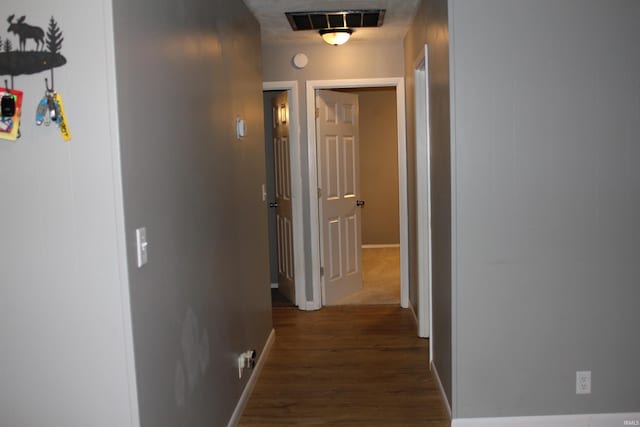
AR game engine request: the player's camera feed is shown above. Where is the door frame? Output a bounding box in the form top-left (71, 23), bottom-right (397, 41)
top-left (263, 81), bottom-right (305, 308)
top-left (414, 45), bottom-right (433, 345)
top-left (306, 78), bottom-right (408, 310)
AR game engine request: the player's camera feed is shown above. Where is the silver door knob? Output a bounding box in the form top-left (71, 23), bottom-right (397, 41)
top-left (356, 200), bottom-right (365, 207)
top-left (269, 202), bottom-right (279, 208)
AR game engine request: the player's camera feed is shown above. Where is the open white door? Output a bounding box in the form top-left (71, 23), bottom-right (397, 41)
top-left (272, 92), bottom-right (295, 303)
top-left (316, 89), bottom-right (363, 304)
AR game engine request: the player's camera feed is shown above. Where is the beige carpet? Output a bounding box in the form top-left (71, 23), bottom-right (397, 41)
top-left (335, 246), bottom-right (400, 305)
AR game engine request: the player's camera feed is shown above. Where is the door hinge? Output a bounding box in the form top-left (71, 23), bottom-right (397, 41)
top-left (320, 266), bottom-right (324, 277)
top-left (315, 107), bottom-right (319, 119)
top-left (317, 187), bottom-right (322, 198)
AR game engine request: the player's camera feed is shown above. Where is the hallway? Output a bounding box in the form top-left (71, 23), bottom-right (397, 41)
top-left (239, 306), bottom-right (449, 426)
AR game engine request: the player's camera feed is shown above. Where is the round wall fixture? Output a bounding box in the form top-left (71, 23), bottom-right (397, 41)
top-left (292, 53), bottom-right (308, 69)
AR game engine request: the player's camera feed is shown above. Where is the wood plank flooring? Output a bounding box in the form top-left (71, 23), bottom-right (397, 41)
top-left (239, 306), bottom-right (450, 426)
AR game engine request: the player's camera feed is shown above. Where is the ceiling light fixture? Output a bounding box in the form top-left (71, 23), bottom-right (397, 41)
top-left (319, 28), bottom-right (353, 46)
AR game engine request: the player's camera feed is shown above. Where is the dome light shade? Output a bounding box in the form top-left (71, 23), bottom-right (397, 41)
top-left (320, 29), bottom-right (353, 46)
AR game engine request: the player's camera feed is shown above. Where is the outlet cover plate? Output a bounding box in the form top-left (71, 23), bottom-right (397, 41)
top-left (576, 370), bottom-right (591, 394)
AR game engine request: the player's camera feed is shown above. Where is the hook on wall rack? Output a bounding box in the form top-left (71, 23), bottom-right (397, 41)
top-left (45, 72), bottom-right (54, 92)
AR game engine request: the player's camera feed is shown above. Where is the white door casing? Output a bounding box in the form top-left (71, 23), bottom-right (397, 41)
top-left (316, 90), bottom-right (363, 304)
top-left (263, 81), bottom-right (305, 308)
top-left (415, 45), bottom-right (433, 342)
top-left (306, 78), bottom-right (408, 311)
top-left (272, 91), bottom-right (295, 303)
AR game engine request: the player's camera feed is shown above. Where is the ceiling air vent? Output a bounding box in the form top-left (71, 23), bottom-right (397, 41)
top-left (285, 10), bottom-right (385, 31)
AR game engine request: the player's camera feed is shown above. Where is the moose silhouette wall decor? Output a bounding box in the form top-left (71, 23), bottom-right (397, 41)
top-left (0, 14), bottom-right (66, 76)
top-left (8, 14), bottom-right (45, 51)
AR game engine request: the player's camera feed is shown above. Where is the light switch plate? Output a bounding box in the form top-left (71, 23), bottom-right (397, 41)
top-left (136, 227), bottom-right (148, 268)
top-left (236, 117), bottom-right (246, 139)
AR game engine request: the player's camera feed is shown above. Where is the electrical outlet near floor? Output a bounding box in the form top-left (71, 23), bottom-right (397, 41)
top-left (576, 370), bottom-right (591, 394)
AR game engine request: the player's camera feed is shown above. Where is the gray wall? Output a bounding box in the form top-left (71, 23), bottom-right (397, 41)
top-left (450, 0), bottom-right (640, 418)
top-left (112, 0), bottom-right (272, 426)
top-left (0, 1), bottom-right (137, 426)
top-left (262, 41), bottom-right (404, 299)
top-left (356, 88), bottom-right (400, 245)
top-left (404, 0), bottom-right (452, 407)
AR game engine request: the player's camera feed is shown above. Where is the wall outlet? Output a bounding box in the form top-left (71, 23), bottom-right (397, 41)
top-left (576, 370), bottom-right (591, 394)
top-left (237, 350), bottom-right (257, 378)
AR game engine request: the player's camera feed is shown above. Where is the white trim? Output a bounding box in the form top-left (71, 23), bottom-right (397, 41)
top-left (414, 45), bottom-right (433, 345)
top-left (306, 78), bottom-right (409, 310)
top-left (361, 243), bottom-right (401, 249)
top-left (103, 1), bottom-right (140, 425)
top-left (431, 361), bottom-right (452, 419)
top-left (263, 81), bottom-right (306, 309)
top-left (449, 7), bottom-right (460, 416)
top-left (451, 413), bottom-right (640, 427)
top-left (270, 283), bottom-right (278, 289)
top-left (226, 329), bottom-right (276, 427)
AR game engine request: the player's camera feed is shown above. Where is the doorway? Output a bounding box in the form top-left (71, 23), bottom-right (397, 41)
top-left (262, 81), bottom-right (305, 308)
top-left (321, 87), bottom-right (401, 306)
top-left (306, 78), bottom-right (409, 310)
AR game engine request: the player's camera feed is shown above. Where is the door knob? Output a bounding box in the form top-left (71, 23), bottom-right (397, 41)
top-left (269, 202), bottom-right (279, 208)
top-left (356, 200), bottom-right (365, 207)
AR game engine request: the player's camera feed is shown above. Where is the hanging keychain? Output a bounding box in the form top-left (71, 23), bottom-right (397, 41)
top-left (54, 91), bottom-right (71, 141)
top-left (0, 79), bottom-right (23, 142)
top-left (36, 75), bottom-right (71, 141)
top-left (35, 95), bottom-right (48, 126)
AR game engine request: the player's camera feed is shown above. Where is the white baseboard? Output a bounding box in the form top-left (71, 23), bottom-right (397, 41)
top-left (362, 243), bottom-right (401, 249)
top-left (227, 329), bottom-right (275, 427)
top-left (430, 361), bottom-right (452, 419)
top-left (452, 412), bottom-right (640, 427)
top-left (270, 283), bottom-right (278, 289)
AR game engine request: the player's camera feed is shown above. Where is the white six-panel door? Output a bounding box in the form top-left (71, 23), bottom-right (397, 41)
top-left (316, 90), bottom-right (362, 304)
top-left (273, 92), bottom-right (295, 303)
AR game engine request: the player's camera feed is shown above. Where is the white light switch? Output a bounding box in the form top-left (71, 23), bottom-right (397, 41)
top-left (136, 227), bottom-right (148, 268)
top-left (236, 117), bottom-right (246, 139)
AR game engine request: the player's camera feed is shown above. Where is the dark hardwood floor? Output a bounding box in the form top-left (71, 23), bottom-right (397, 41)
top-left (239, 305), bottom-right (450, 426)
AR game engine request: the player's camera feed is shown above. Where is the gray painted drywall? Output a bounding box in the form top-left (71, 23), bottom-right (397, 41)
top-left (262, 40), bottom-right (404, 300)
top-left (356, 88), bottom-right (400, 245)
top-left (112, 0), bottom-right (272, 426)
top-left (403, 0), bottom-right (452, 407)
top-left (450, 0), bottom-right (640, 418)
top-left (0, 1), bottom-right (137, 426)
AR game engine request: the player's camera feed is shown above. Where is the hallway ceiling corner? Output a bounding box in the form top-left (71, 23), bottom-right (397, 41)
top-left (243, 0), bottom-right (420, 46)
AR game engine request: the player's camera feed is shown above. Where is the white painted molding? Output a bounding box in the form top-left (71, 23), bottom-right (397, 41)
top-left (361, 244), bottom-right (401, 249)
top-left (452, 413), bottom-right (640, 427)
top-left (306, 77), bottom-right (409, 311)
top-left (431, 361), bottom-right (452, 420)
top-left (227, 329), bottom-right (276, 427)
top-left (415, 44), bottom-right (432, 341)
top-left (103, 1), bottom-right (141, 424)
top-left (263, 81), bottom-right (306, 309)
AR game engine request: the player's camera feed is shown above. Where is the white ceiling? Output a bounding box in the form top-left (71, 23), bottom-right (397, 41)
top-left (243, 0), bottom-right (420, 45)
